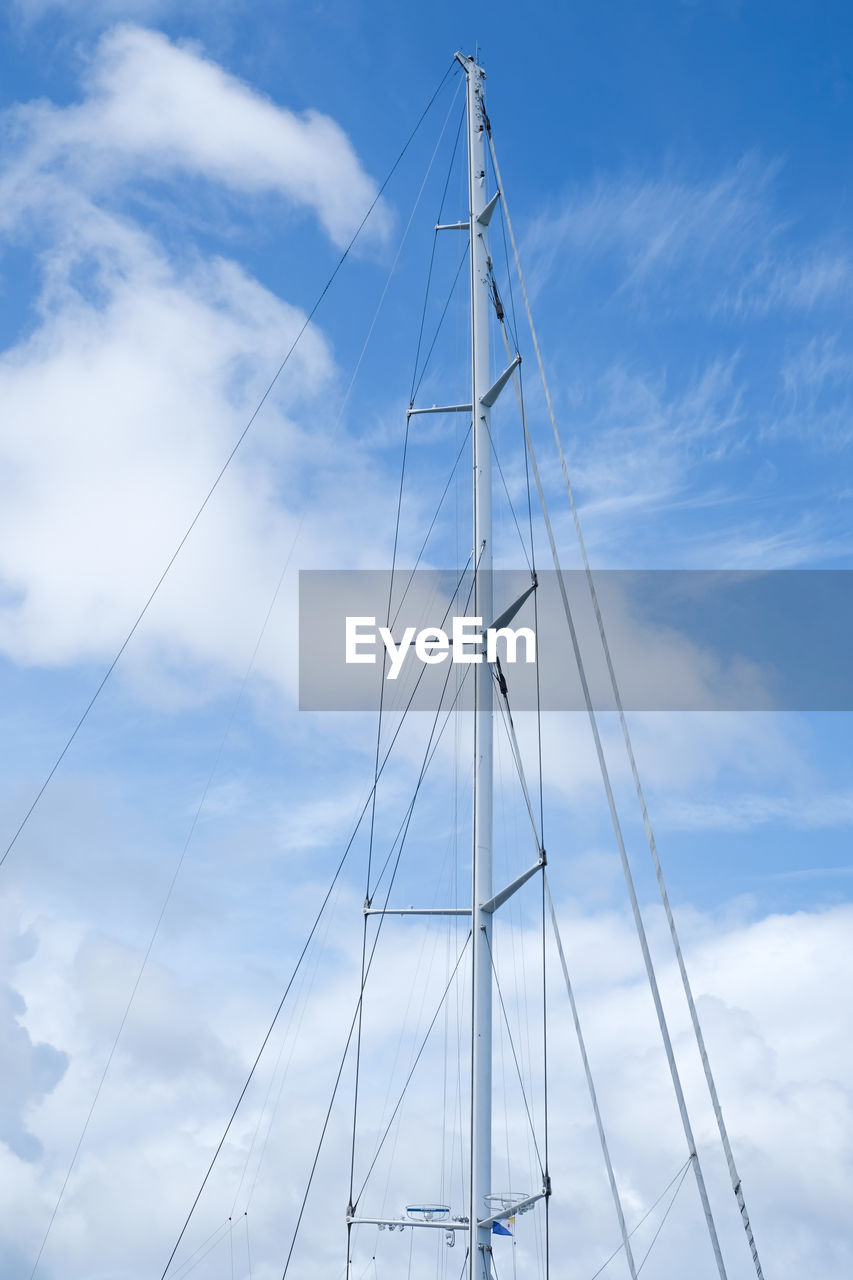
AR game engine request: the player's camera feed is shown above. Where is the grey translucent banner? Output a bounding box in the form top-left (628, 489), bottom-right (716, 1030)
top-left (298, 570), bottom-right (853, 711)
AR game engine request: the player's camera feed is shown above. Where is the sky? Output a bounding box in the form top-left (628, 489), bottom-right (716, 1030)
top-left (0, 2), bottom-right (852, 1278)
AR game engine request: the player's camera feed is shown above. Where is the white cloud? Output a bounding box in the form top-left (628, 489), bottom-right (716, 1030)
top-left (539, 358), bottom-right (744, 560)
top-left (0, 215), bottom-right (324, 682)
top-left (0, 908), bottom-right (67, 1164)
top-left (687, 513), bottom-right (853, 568)
top-left (0, 27), bottom-right (402, 701)
top-left (3, 888), bottom-right (850, 1277)
top-left (762, 334), bottom-right (853, 448)
top-left (525, 157), bottom-right (853, 330)
top-left (730, 249), bottom-right (853, 316)
top-left (660, 789), bottom-right (853, 832)
top-left (3, 26), bottom-right (391, 248)
top-left (781, 335), bottom-right (853, 398)
top-left (524, 157), bottom-right (777, 298)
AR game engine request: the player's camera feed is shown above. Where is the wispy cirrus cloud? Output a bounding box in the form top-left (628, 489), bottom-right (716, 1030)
top-left (518, 155), bottom-right (853, 566)
top-left (661, 789), bottom-right (853, 832)
top-left (763, 334), bottom-right (853, 447)
top-left (543, 357), bottom-right (745, 563)
top-left (524, 156), bottom-right (778, 299)
top-left (526, 155), bottom-right (853, 325)
top-left (730, 248), bottom-right (853, 315)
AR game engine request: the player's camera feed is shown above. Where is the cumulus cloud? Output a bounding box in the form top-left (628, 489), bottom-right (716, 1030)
top-left (0, 25), bottom-right (849, 1280)
top-left (0, 910), bottom-right (67, 1164)
top-left (2, 25), bottom-right (391, 248)
top-left (0, 26), bottom-right (402, 700)
top-left (0, 218), bottom-right (322, 685)
top-left (547, 899), bottom-right (853, 1277)
top-left (4, 885), bottom-right (850, 1277)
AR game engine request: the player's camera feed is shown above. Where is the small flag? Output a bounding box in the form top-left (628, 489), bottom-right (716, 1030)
top-left (492, 1221), bottom-right (512, 1237)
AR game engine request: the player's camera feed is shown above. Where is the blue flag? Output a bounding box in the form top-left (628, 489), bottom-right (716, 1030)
top-left (492, 1221), bottom-right (512, 1237)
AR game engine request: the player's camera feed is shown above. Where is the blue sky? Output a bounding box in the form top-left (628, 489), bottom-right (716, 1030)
top-left (0, 3), bottom-right (852, 1279)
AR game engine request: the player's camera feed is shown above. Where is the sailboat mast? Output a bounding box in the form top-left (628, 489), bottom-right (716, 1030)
top-left (459, 50), bottom-right (495, 1280)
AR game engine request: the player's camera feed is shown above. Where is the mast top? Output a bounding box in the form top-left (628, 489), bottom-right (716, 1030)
top-left (454, 50), bottom-right (486, 77)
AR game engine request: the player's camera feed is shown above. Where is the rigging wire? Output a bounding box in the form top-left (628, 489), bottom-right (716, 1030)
top-left (347, 95), bottom-right (471, 1192)
top-left (484, 663), bottom-right (549, 1267)
top-left (329, 99), bottom-right (474, 1230)
top-left (369, 809), bottom-right (467, 1239)
top-left (159, 570), bottom-right (474, 1278)
top-left (490, 665), bottom-right (543, 854)
top-left (484, 417), bottom-right (533, 572)
top-left (439, 710), bottom-right (466, 1269)
top-left (43, 91), bottom-right (469, 1268)
top-left (490, 130), bottom-right (765, 1280)
top-left (486, 182), bottom-right (729, 1280)
top-left (279, 556), bottom-right (479, 1280)
top-left (493, 814), bottom-right (514, 1236)
top-left (636, 1160), bottom-right (693, 1275)
top-left (245, 1213), bottom-right (253, 1280)
top-left (543, 872), bottom-right (639, 1280)
top-left (507, 330), bottom-right (549, 1280)
top-left (389, 423), bottom-right (472, 628)
top-left (281, 661), bottom-right (476, 1279)
top-left (502, 321), bottom-right (730, 1280)
top-left (158, 855), bottom-right (353, 1278)
top-left (367, 554), bottom-right (477, 901)
top-left (483, 932), bottom-right (544, 1178)
top-left (237, 878), bottom-right (343, 1215)
top-left (0, 57), bottom-right (460, 875)
top-left (27, 527), bottom-right (301, 1279)
top-left (235, 921), bottom-right (327, 1208)
top-left (407, 1224), bottom-right (415, 1280)
top-left (167, 1218), bottom-right (232, 1280)
top-left (411, 242), bottom-right (471, 404)
top-left (231, 951), bottom-right (313, 1213)
top-left (353, 932), bottom-right (472, 1205)
top-left (410, 101), bottom-right (467, 401)
top-left (587, 1159), bottom-right (693, 1280)
top-left (496, 204), bottom-right (520, 352)
top-left (332, 72), bottom-right (464, 448)
top-left (238, 456), bottom-right (469, 1220)
top-left (359, 95), bottom-right (477, 1067)
top-left (35, 92), bottom-right (465, 1258)
top-left (351, 400), bottom-right (411, 1224)
top-left (490, 646), bottom-right (548, 1274)
top-left (540, 867), bottom-right (550, 1280)
top-left (492, 726), bottom-right (531, 1242)
top-left (168, 1217), bottom-right (247, 1280)
top-left (370, 820), bottom-right (468, 1274)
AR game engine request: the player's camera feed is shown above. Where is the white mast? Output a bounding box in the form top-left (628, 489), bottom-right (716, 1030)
top-left (349, 52), bottom-right (539, 1276)
top-left (459, 50), bottom-right (495, 1280)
